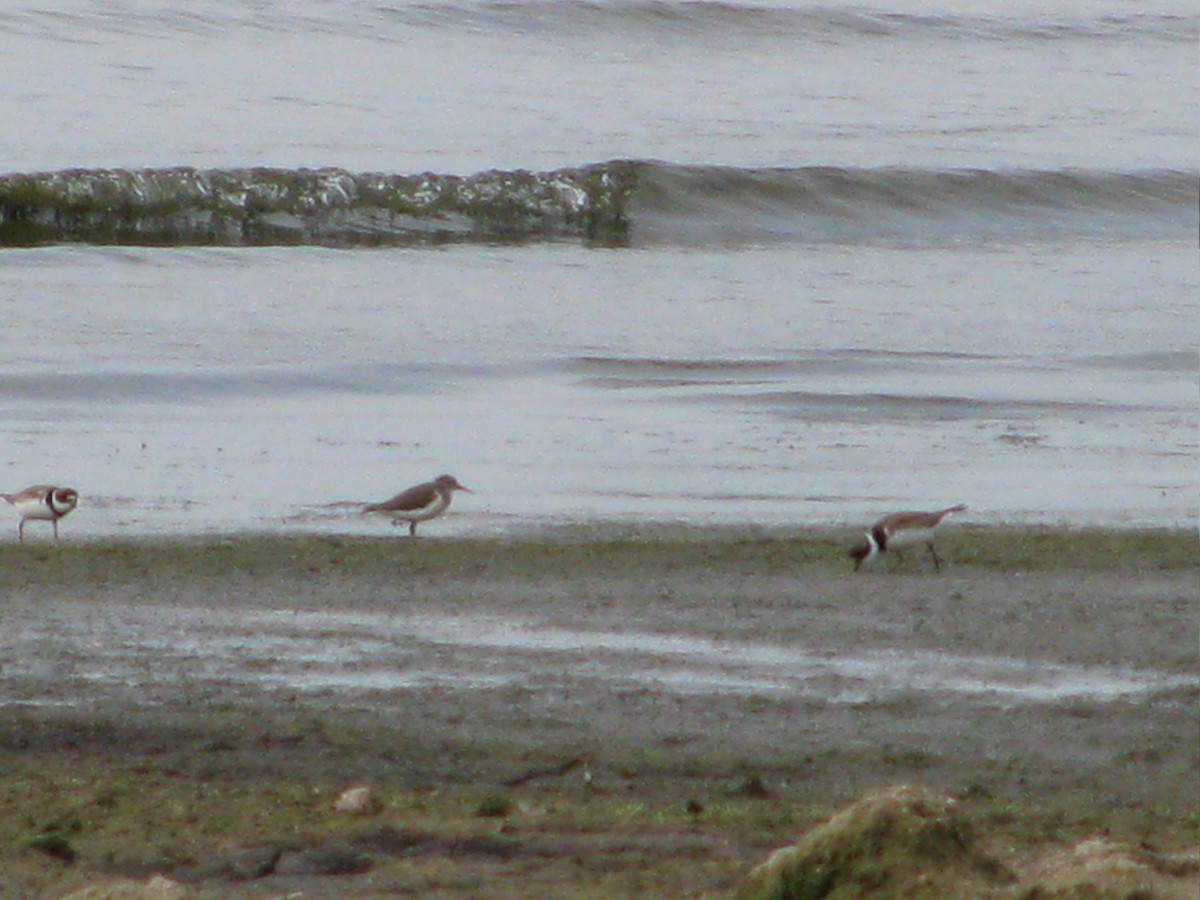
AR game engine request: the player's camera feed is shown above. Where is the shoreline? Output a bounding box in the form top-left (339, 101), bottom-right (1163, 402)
top-left (1, 520), bottom-right (1195, 570)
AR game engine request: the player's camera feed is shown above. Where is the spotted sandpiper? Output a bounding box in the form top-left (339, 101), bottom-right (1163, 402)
top-left (2, 485), bottom-right (79, 541)
top-left (849, 504), bottom-right (967, 571)
top-left (363, 474), bottom-right (470, 536)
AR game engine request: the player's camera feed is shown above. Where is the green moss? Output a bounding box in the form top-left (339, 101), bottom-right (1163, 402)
top-left (475, 794), bottom-right (515, 818)
top-left (945, 525), bottom-right (1196, 572)
top-left (2, 755), bottom-right (1196, 898)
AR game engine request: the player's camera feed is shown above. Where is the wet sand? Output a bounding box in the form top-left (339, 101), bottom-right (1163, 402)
top-left (1, 527), bottom-right (1196, 897)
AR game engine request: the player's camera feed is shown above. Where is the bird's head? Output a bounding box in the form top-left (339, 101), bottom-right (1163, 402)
top-left (52, 488), bottom-right (79, 512)
top-left (435, 474), bottom-right (471, 493)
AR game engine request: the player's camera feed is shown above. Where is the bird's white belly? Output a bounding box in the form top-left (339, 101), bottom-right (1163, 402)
top-left (389, 493), bottom-right (449, 522)
top-left (10, 498), bottom-right (53, 520)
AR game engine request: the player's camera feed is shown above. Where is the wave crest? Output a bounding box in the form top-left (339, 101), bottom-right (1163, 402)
top-left (0, 162), bottom-right (1192, 248)
top-left (0, 164), bottom-right (637, 247)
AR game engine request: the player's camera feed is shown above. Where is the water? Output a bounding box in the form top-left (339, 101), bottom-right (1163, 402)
top-left (1, 0), bottom-right (1197, 537)
top-left (7, 604), bottom-right (1196, 709)
top-left (2, 1), bottom-right (1195, 173)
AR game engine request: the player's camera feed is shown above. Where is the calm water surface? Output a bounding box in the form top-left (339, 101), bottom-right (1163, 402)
top-left (0, 0), bottom-right (1195, 537)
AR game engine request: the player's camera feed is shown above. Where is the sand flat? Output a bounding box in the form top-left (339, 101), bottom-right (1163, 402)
top-left (1, 528), bottom-right (1196, 897)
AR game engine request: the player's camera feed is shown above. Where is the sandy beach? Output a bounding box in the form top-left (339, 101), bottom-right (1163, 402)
top-left (1, 526), bottom-right (1196, 898)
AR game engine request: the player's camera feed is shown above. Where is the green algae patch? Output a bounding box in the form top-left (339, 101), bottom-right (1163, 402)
top-left (2, 744), bottom-right (1197, 899)
top-left (944, 525), bottom-right (1198, 573)
top-left (0, 525), bottom-right (1193, 596)
top-left (0, 526), bottom-right (843, 589)
top-left (0, 750), bottom-right (797, 898)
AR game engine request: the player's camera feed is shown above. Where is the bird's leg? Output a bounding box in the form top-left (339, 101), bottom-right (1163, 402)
top-left (53, 520), bottom-right (59, 541)
top-left (18, 520), bottom-right (25, 542)
top-left (927, 543), bottom-right (941, 571)
top-left (409, 522), bottom-right (418, 537)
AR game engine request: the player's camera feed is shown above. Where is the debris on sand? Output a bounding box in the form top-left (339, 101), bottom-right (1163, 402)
top-left (1017, 836), bottom-right (1200, 900)
top-left (59, 874), bottom-right (192, 899)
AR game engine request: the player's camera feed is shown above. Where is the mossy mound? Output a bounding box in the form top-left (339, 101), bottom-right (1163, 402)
top-left (737, 784), bottom-right (1010, 900)
top-left (738, 786), bottom-right (1200, 900)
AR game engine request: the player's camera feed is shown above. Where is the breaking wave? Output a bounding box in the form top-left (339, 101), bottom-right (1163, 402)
top-left (0, 162), bottom-right (1192, 248)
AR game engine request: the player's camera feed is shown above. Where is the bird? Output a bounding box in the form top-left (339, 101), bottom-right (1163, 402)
top-left (2, 485), bottom-right (79, 542)
top-left (363, 474), bottom-right (470, 536)
top-left (849, 504), bottom-right (967, 571)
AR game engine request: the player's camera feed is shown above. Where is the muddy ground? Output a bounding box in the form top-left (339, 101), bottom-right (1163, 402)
top-left (0, 526), bottom-right (1196, 897)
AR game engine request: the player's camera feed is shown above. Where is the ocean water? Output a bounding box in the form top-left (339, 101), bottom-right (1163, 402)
top-left (1, 0), bottom-right (1196, 538)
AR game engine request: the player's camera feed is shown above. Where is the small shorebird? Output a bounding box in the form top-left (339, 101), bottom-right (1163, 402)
top-left (2, 485), bottom-right (79, 542)
top-left (363, 474), bottom-right (470, 536)
top-left (849, 504), bottom-right (967, 571)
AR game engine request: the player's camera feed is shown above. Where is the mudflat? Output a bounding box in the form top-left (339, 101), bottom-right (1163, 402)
top-left (1, 526), bottom-right (1196, 898)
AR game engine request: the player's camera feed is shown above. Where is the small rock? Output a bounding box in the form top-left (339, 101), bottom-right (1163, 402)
top-left (222, 844), bottom-right (283, 880)
top-left (274, 844), bottom-right (372, 876)
top-left (736, 774), bottom-right (771, 799)
top-left (333, 785), bottom-right (381, 815)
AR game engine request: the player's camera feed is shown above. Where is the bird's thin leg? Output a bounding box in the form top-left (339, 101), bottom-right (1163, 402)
top-left (409, 522), bottom-right (418, 537)
top-left (927, 543), bottom-right (941, 571)
top-left (18, 520), bottom-right (25, 542)
top-left (53, 520), bottom-right (59, 541)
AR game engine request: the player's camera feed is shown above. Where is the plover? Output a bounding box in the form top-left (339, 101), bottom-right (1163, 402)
top-left (363, 474), bottom-right (470, 536)
top-left (2, 485), bottom-right (79, 541)
top-left (849, 504), bottom-right (967, 571)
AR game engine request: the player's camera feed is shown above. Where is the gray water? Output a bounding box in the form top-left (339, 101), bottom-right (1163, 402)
top-left (6, 603), bottom-right (1196, 708)
top-left (1, 0), bottom-right (1196, 537)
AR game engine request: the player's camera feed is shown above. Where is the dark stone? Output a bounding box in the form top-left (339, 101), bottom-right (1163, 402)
top-left (274, 843), bottom-right (372, 877)
top-left (28, 832), bottom-right (76, 863)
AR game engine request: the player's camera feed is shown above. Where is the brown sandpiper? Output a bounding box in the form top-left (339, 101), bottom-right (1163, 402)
top-left (849, 504), bottom-right (967, 571)
top-left (2, 485), bottom-right (79, 541)
top-left (363, 474), bottom-right (470, 536)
